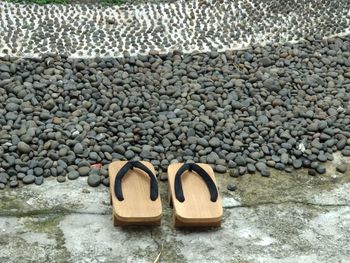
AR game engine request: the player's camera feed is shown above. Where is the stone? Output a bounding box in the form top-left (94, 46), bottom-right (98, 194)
top-left (78, 166), bottom-right (90, 177)
top-left (88, 171), bottom-right (101, 187)
top-left (35, 176), bottom-right (44, 185)
top-left (316, 166), bottom-right (326, 174)
top-left (227, 184), bottom-right (237, 191)
top-left (255, 162), bottom-right (267, 172)
top-left (336, 165), bottom-right (347, 174)
top-left (247, 163), bottom-right (256, 173)
top-left (5, 102), bottom-right (19, 112)
top-left (17, 142), bottom-right (31, 153)
top-left (23, 175), bottom-right (35, 184)
top-left (74, 143), bottom-right (84, 154)
top-left (275, 163), bottom-right (285, 170)
top-left (260, 170), bottom-right (271, 177)
top-left (0, 173), bottom-right (8, 184)
top-left (9, 180), bottom-right (19, 188)
top-left (229, 169), bottom-right (240, 177)
top-left (293, 159), bottom-right (302, 169)
top-left (209, 137), bottom-right (221, 147)
top-left (68, 171), bottom-right (80, 180)
top-left (341, 148), bottom-right (350, 157)
top-left (214, 165), bottom-right (227, 173)
top-left (263, 78), bottom-right (280, 92)
top-left (308, 169), bottom-right (317, 176)
top-left (235, 156), bottom-right (246, 166)
top-left (57, 175), bottom-right (66, 183)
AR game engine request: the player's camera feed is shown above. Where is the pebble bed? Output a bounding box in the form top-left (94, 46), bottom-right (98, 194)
top-left (1, 33), bottom-right (350, 188)
top-left (0, 0), bottom-right (350, 58)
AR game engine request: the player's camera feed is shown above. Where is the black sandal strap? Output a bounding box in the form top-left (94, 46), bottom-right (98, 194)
top-left (114, 161), bottom-right (158, 201)
top-left (174, 163), bottom-right (218, 203)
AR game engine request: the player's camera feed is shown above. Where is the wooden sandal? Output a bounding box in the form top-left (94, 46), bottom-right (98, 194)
top-left (168, 163), bottom-right (223, 227)
top-left (109, 161), bottom-right (162, 226)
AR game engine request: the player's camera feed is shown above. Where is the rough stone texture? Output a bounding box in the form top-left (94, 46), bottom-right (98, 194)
top-left (1, 33), bottom-right (350, 187)
top-left (0, 154), bottom-right (349, 262)
top-left (0, 0), bottom-right (349, 58)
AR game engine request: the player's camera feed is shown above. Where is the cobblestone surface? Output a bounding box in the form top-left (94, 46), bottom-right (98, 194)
top-left (0, 0), bottom-right (349, 58)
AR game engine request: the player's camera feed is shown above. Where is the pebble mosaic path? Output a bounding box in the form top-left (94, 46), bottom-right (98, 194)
top-left (0, 0), bottom-right (349, 58)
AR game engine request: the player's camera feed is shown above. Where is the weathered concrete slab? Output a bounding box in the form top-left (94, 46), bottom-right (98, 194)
top-left (0, 153), bottom-right (349, 263)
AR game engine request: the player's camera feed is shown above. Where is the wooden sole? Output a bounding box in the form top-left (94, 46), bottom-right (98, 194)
top-left (168, 163), bottom-right (223, 227)
top-left (109, 161), bottom-right (162, 226)
top-left (172, 213), bottom-right (221, 228)
top-left (112, 214), bottom-right (161, 227)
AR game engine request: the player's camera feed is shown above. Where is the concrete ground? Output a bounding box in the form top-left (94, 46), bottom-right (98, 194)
top-left (0, 153), bottom-right (349, 263)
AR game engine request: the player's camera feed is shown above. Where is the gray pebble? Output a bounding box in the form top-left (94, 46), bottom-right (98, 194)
top-left (78, 166), bottom-right (90, 176)
top-left (227, 184), bottom-right (237, 191)
top-left (214, 165), bottom-right (227, 173)
top-left (57, 175), bottom-right (66, 183)
top-left (260, 170), bottom-right (271, 177)
top-left (247, 163), bottom-right (256, 173)
top-left (9, 180), bottom-right (19, 188)
top-left (17, 142), bottom-right (31, 153)
top-left (23, 175), bottom-right (35, 184)
top-left (88, 171), bottom-right (101, 187)
top-left (67, 171), bottom-right (79, 180)
top-left (336, 165), bottom-right (347, 173)
top-left (35, 176), bottom-right (44, 185)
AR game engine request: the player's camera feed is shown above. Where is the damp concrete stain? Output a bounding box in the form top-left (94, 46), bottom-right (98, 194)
top-left (0, 214), bottom-right (71, 263)
top-left (216, 157), bottom-right (350, 207)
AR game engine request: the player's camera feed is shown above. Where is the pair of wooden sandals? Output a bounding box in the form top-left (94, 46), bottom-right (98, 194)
top-left (109, 161), bottom-right (223, 227)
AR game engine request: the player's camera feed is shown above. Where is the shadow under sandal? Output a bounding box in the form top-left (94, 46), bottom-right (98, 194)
top-left (168, 163), bottom-right (223, 227)
top-left (109, 161), bottom-right (162, 226)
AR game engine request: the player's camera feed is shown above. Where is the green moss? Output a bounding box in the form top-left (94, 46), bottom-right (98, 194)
top-left (23, 214), bottom-right (62, 233)
top-left (218, 162), bottom-right (350, 207)
top-left (23, 214), bottom-right (71, 261)
top-left (6, 0), bottom-right (126, 4)
top-left (7, 0), bottom-right (68, 4)
top-left (100, 0), bottom-right (125, 5)
top-left (0, 195), bottom-right (24, 212)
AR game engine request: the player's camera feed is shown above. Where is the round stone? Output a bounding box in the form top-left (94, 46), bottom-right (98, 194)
top-left (209, 137), bottom-right (221, 147)
top-left (17, 142), bottom-right (31, 153)
top-left (78, 166), bottom-right (90, 176)
top-left (247, 163), bottom-right (256, 173)
top-left (74, 143), bottom-right (84, 154)
top-left (341, 148), bottom-right (350, 156)
top-left (102, 178), bottom-right (110, 187)
top-left (35, 176), bottom-right (44, 185)
top-left (316, 166), bottom-right (326, 174)
top-left (34, 167), bottom-right (43, 176)
top-left (57, 176), bottom-right (66, 183)
top-left (275, 163), bottom-right (285, 170)
top-left (235, 156), bottom-right (246, 166)
top-left (336, 165), bottom-right (347, 173)
top-left (214, 165), bottom-right (227, 173)
top-left (229, 169), bottom-right (240, 177)
top-left (261, 170), bottom-right (271, 177)
top-left (5, 102), bottom-right (19, 112)
top-left (255, 162), bottom-right (267, 172)
top-left (9, 180), bottom-right (19, 188)
top-left (67, 171), bottom-right (79, 180)
top-left (23, 174), bottom-right (35, 184)
top-left (292, 159), bottom-right (302, 169)
top-left (308, 169), bottom-right (317, 176)
top-left (88, 171), bottom-right (101, 187)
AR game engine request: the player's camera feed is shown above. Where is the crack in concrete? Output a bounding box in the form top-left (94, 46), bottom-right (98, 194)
top-left (0, 209), bottom-right (111, 218)
top-left (1, 200), bottom-right (348, 218)
top-left (224, 200), bottom-right (350, 209)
